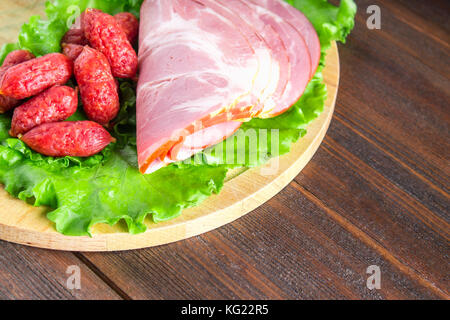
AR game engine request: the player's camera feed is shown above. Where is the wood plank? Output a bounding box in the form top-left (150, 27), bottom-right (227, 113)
top-left (375, 0), bottom-right (450, 77)
top-left (331, 115), bottom-right (449, 222)
top-left (266, 186), bottom-right (444, 299)
top-left (391, 0), bottom-right (450, 38)
top-left (336, 0), bottom-right (450, 191)
top-left (79, 181), bottom-right (443, 299)
top-left (292, 125), bottom-right (449, 298)
top-left (0, 241), bottom-right (121, 299)
top-left (0, 0), bottom-right (45, 44)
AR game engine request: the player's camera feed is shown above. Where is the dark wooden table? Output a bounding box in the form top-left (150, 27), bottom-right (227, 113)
top-left (0, 0), bottom-right (448, 300)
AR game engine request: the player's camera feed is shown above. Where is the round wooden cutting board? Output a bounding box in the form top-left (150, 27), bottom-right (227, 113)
top-left (0, 4), bottom-right (339, 251)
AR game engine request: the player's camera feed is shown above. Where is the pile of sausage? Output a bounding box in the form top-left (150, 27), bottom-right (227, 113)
top-left (0, 9), bottom-right (139, 157)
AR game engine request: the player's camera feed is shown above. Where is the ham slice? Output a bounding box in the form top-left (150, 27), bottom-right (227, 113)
top-left (250, 0), bottom-right (321, 76)
top-left (219, 0), bottom-right (312, 117)
top-left (137, 0), bottom-right (320, 174)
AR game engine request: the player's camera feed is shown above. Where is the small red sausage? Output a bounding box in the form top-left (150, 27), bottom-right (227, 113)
top-left (60, 10), bottom-right (101, 46)
top-left (74, 46), bottom-right (119, 125)
top-left (62, 10), bottom-right (137, 46)
top-left (62, 43), bottom-right (84, 61)
top-left (0, 90), bottom-right (18, 113)
top-left (114, 12), bottom-right (139, 44)
top-left (2, 50), bottom-right (36, 68)
top-left (0, 50), bottom-right (36, 113)
top-left (21, 121), bottom-right (115, 157)
top-left (10, 85), bottom-right (78, 137)
top-left (0, 53), bottom-right (73, 100)
top-left (84, 9), bottom-right (138, 78)
top-left (61, 27), bottom-right (88, 46)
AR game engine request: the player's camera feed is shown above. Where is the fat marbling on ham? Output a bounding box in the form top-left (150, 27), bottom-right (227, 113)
top-left (136, 0), bottom-right (320, 174)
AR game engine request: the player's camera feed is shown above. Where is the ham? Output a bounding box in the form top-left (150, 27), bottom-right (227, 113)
top-left (219, 0), bottom-right (312, 117)
top-left (137, 0), bottom-right (320, 174)
top-left (250, 0), bottom-right (321, 76)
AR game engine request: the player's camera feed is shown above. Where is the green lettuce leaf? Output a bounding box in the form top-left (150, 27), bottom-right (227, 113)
top-left (287, 0), bottom-right (357, 52)
top-left (0, 0), bottom-right (356, 236)
top-left (0, 141), bottom-right (227, 235)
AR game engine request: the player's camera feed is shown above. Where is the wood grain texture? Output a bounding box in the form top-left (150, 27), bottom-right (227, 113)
top-left (79, 190), bottom-right (443, 299)
top-left (0, 241), bottom-right (121, 299)
top-left (0, 0), bottom-right (448, 300)
top-left (0, 0), bottom-right (45, 45)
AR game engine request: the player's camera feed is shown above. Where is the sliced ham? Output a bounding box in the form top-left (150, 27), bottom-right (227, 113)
top-left (215, 0), bottom-right (290, 117)
top-left (250, 0), bottom-right (321, 76)
top-left (220, 0), bottom-right (312, 118)
top-left (137, 0), bottom-right (272, 174)
top-left (136, 0), bottom-right (320, 174)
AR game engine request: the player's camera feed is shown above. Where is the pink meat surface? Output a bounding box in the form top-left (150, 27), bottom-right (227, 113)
top-left (137, 0), bottom-right (272, 174)
top-left (136, 0), bottom-right (320, 174)
top-left (220, 0), bottom-right (312, 117)
top-left (250, 0), bottom-right (321, 76)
